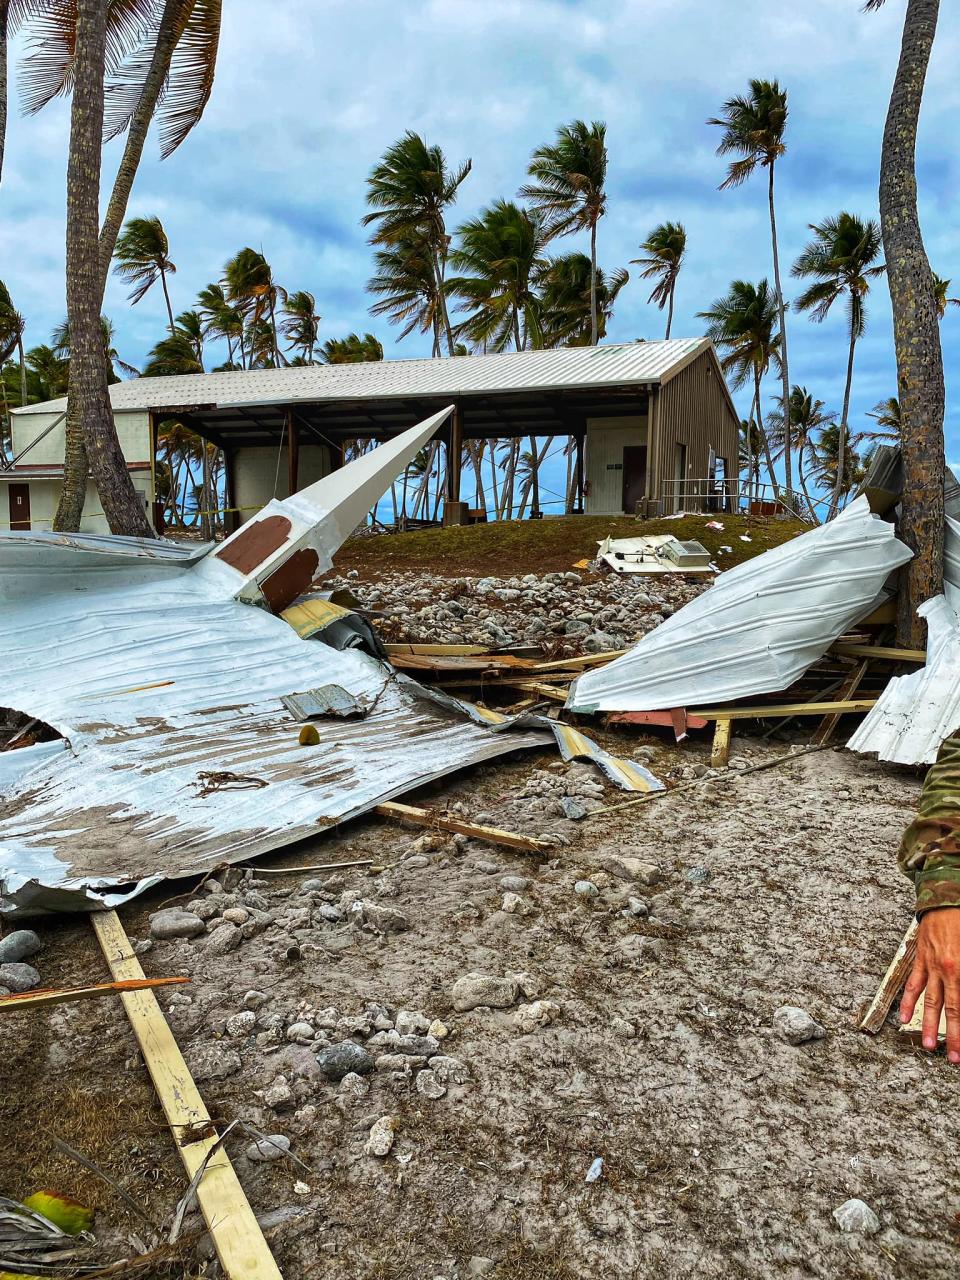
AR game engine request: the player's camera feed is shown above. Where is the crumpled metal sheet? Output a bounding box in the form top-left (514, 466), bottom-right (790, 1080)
top-left (566, 497), bottom-right (912, 714)
top-left (0, 410), bottom-right (556, 916)
top-left (847, 595), bottom-right (960, 765)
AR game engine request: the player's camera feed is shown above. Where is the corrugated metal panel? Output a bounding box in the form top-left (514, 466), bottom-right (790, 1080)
top-left (566, 497), bottom-right (912, 713)
top-left (13, 339), bottom-right (709, 418)
top-left (847, 596), bottom-right (960, 765)
top-left (651, 349), bottom-right (740, 512)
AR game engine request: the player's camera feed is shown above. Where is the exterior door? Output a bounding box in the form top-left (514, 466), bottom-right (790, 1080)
top-left (8, 483), bottom-right (30, 531)
top-left (621, 446), bottom-right (647, 515)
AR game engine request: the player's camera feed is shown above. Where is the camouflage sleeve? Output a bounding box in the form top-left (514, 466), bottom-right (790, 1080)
top-left (899, 733), bottom-right (960, 916)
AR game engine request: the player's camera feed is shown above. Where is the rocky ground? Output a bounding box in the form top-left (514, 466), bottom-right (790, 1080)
top-left (322, 564), bottom-right (703, 653)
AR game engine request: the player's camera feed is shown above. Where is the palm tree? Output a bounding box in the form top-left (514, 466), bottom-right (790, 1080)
top-left (113, 215), bottom-right (178, 332)
top-left (0, 278), bottom-right (26, 406)
top-left (174, 309), bottom-right (204, 368)
top-left (448, 200), bottom-right (548, 352)
top-left (363, 132), bottom-right (471, 357)
top-left (141, 331), bottom-right (203, 377)
top-left (866, 0), bottom-right (944, 645)
top-left (367, 233), bottom-right (445, 355)
top-left (709, 80), bottom-right (794, 495)
top-left (738, 418), bottom-right (765, 505)
top-left (320, 333), bottom-right (383, 364)
top-left (807, 421), bottom-right (864, 510)
top-left (52, 316), bottom-right (139, 383)
top-left (767, 386), bottom-right (837, 523)
top-left (519, 120), bottom-right (608, 346)
top-left (281, 291), bottom-right (321, 363)
top-left (864, 395), bottom-right (901, 443)
top-left (933, 273), bottom-right (960, 319)
top-left (792, 212), bottom-right (885, 516)
top-left (631, 222), bottom-right (687, 339)
top-left (698, 279), bottom-right (781, 505)
top-left (223, 248), bottom-right (286, 368)
top-left (538, 253), bottom-right (628, 347)
top-left (197, 282), bottom-right (245, 368)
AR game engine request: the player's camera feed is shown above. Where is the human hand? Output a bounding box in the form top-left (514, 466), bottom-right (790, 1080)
top-left (900, 907), bottom-right (960, 1063)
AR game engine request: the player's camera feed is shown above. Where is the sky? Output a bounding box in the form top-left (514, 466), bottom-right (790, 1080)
top-left (3, 0), bottom-right (959, 514)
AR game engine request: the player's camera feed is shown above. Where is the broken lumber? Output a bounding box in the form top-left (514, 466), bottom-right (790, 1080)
top-left (811, 661), bottom-right (870, 746)
top-left (690, 698), bottom-right (878, 721)
top-left (496, 679), bottom-right (569, 703)
top-left (832, 643), bottom-right (926, 664)
top-left (711, 718), bottom-right (732, 768)
top-left (859, 920), bottom-right (919, 1034)
top-left (90, 910), bottom-right (283, 1280)
top-left (0, 976), bottom-right (189, 1013)
top-left (375, 800), bottom-right (553, 853)
top-left (533, 649), bottom-right (628, 672)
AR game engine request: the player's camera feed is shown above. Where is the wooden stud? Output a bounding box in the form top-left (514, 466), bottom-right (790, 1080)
top-left (533, 650), bottom-right (628, 673)
top-left (859, 920), bottom-right (919, 1034)
top-left (811, 661), bottom-right (870, 746)
top-left (90, 911), bottom-right (284, 1280)
top-left (711, 718), bottom-right (732, 768)
top-left (690, 698), bottom-right (877, 721)
top-left (832, 643), bottom-right (926, 663)
top-left (0, 976), bottom-right (188, 1013)
top-left (375, 800), bottom-right (552, 853)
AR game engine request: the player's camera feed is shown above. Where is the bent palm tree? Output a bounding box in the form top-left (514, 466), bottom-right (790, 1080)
top-left (866, 0), bottom-right (944, 644)
top-left (52, 316), bottom-right (139, 383)
top-left (792, 212), bottom-right (885, 516)
top-left (632, 222), bottom-right (686, 339)
top-left (0, 278), bottom-right (26, 406)
top-left (363, 132), bottom-right (471, 357)
top-left (767, 386), bottom-right (836, 523)
top-left (538, 253), bottom-right (628, 347)
top-left (281, 290), bottom-right (321, 363)
top-left (709, 80), bottom-right (794, 495)
top-left (197, 281), bottom-right (245, 367)
top-left (142, 331), bottom-right (203, 377)
top-left (320, 333), bottom-right (383, 364)
top-left (113, 215), bottom-right (178, 332)
top-left (367, 233), bottom-right (444, 355)
top-left (519, 120), bottom-right (607, 346)
top-left (223, 248), bottom-right (286, 367)
top-left (864, 395), bottom-right (901, 443)
top-left (447, 200), bottom-right (548, 352)
top-left (698, 279), bottom-right (781, 506)
top-left (807, 421), bottom-right (864, 510)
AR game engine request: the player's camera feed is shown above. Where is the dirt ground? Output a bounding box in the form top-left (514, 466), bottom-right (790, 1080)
top-left (2, 721), bottom-right (955, 1280)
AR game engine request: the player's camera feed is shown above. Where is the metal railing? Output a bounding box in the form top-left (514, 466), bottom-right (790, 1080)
top-left (657, 478), bottom-right (830, 522)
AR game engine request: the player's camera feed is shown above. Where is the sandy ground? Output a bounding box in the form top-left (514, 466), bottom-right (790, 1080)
top-left (2, 723), bottom-right (955, 1280)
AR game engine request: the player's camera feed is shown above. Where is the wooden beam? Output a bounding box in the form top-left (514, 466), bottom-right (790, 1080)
top-left (0, 976), bottom-right (188, 1013)
top-left (90, 911), bottom-right (283, 1280)
top-left (832, 643), bottom-right (926, 663)
top-left (446, 402), bottom-right (462, 503)
top-left (384, 643), bottom-right (496, 657)
top-left (811, 661), bottom-right (870, 746)
top-left (690, 698), bottom-right (878, 721)
top-left (375, 800), bottom-right (553, 853)
top-left (286, 409), bottom-right (299, 495)
top-left (533, 650), bottom-right (628, 672)
top-left (495, 678), bottom-right (569, 703)
top-left (711, 718), bottom-right (732, 768)
top-left (859, 920), bottom-right (919, 1034)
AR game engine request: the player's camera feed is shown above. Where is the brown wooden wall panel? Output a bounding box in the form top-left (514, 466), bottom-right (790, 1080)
top-left (650, 351), bottom-right (740, 513)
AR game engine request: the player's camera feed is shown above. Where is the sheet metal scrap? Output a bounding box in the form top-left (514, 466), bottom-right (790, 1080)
top-left (567, 497), bottom-right (912, 714)
top-left (0, 409), bottom-right (556, 916)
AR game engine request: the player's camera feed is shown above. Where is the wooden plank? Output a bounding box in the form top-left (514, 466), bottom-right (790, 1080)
top-left (859, 920), bottom-right (919, 1034)
top-left (0, 975), bottom-right (188, 1013)
top-left (375, 800), bottom-right (552, 853)
top-left (388, 653), bottom-right (536, 673)
top-left (860, 599), bottom-right (897, 625)
top-left (533, 649), bottom-right (628, 673)
top-left (711, 718), bottom-right (732, 768)
top-left (608, 710), bottom-right (709, 731)
top-left (811, 660), bottom-right (870, 746)
top-left (496, 679), bottom-right (569, 703)
top-left (899, 989), bottom-right (946, 1043)
top-left (90, 911), bottom-right (284, 1280)
top-left (832, 643), bottom-right (926, 663)
top-left (690, 698), bottom-right (878, 721)
top-left (384, 643), bottom-right (492, 656)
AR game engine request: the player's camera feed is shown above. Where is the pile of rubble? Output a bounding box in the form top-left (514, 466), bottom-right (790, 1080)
top-left (322, 568), bottom-right (704, 652)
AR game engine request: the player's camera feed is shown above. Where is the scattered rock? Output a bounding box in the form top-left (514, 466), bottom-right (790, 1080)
top-left (187, 1044), bottom-right (242, 1082)
top-left (364, 1115), bottom-right (396, 1157)
top-left (467, 1258), bottom-right (497, 1278)
top-left (0, 930), bottom-right (41, 965)
top-left (0, 962), bottom-right (40, 992)
top-left (315, 1042), bottom-right (374, 1080)
top-left (394, 1010), bottom-right (430, 1036)
top-left (338, 1071), bottom-right (370, 1099)
top-left (515, 1000), bottom-right (560, 1033)
top-left (501, 892), bottom-right (526, 914)
top-left (246, 1134), bottom-right (290, 1163)
top-left (149, 908), bottom-right (205, 941)
top-left (833, 1198), bottom-right (881, 1235)
top-left (451, 973), bottom-right (519, 1012)
top-left (243, 990), bottom-right (268, 1010)
top-left (287, 1021), bottom-right (315, 1043)
top-left (772, 1005), bottom-right (827, 1046)
top-left (206, 923), bottom-right (242, 955)
top-left (225, 1010), bottom-right (256, 1038)
top-left (262, 1078), bottom-right (295, 1111)
top-left (605, 856), bottom-right (661, 886)
top-left (428, 1019), bottom-right (449, 1040)
top-left (361, 902), bottom-right (409, 934)
top-left (574, 880), bottom-right (599, 898)
top-left (611, 1017), bottom-right (636, 1039)
top-left (561, 797), bottom-right (588, 821)
top-left (428, 1055), bottom-right (470, 1086)
top-left (499, 875), bottom-right (530, 893)
top-left (415, 1069), bottom-right (447, 1099)
top-left (625, 897), bottom-right (649, 918)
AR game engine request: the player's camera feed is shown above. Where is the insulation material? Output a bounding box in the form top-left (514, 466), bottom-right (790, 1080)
top-left (567, 497), bottom-right (912, 714)
top-left (0, 411), bottom-right (556, 917)
top-left (847, 595), bottom-right (960, 765)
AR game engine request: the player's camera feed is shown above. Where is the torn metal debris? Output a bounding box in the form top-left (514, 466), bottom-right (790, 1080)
top-left (597, 533), bottom-right (715, 576)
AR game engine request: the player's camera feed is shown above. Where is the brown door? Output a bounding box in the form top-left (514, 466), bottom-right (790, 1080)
top-left (8, 483), bottom-right (30, 531)
top-left (621, 446), bottom-right (647, 515)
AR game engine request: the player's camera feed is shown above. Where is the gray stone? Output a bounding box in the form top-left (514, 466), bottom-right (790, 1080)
top-left (263, 1078), bottom-right (295, 1111)
top-left (415, 1068), bottom-right (447, 1100)
top-left (584, 630), bottom-right (618, 654)
top-left (243, 990), bottom-right (268, 1010)
top-left (315, 1041), bottom-right (374, 1080)
top-left (206, 923), bottom-right (242, 955)
top-left (286, 1021), bottom-right (315, 1043)
top-left (338, 1071), bottom-right (370, 1099)
top-left (467, 1258), bottom-right (497, 1278)
top-left (0, 962), bottom-right (40, 992)
top-left (394, 1009), bottom-right (430, 1036)
top-left (772, 1005), bottom-right (827, 1046)
top-left (362, 902), bottom-right (409, 934)
top-left (685, 866), bottom-right (711, 883)
top-left (625, 897), bottom-right (649, 918)
top-left (428, 1055), bottom-right (470, 1086)
top-left (499, 875), bottom-right (531, 893)
top-left (149, 908), bottom-right (205, 941)
top-left (561, 797), bottom-right (588, 821)
top-left (451, 973), bottom-right (519, 1012)
top-left (245, 1134), bottom-right (290, 1163)
top-left (0, 930), bottom-right (41, 965)
top-left (187, 1044), bottom-right (242, 1082)
top-left (574, 880), bottom-right (599, 898)
top-left (604, 856), bottom-right (661, 886)
top-left (364, 1116), bottom-right (396, 1157)
top-left (225, 1010), bottom-right (256, 1038)
top-left (833, 1198), bottom-right (881, 1235)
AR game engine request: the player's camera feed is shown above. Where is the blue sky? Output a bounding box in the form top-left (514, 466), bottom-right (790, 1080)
top-left (3, 0), bottom-right (959, 512)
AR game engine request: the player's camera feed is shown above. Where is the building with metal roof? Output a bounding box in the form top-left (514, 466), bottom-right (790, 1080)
top-left (2, 338), bottom-right (741, 533)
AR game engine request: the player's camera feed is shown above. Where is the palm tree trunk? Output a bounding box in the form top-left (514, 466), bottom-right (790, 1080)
top-left (159, 266), bottom-right (176, 335)
top-left (16, 334), bottom-right (26, 407)
top-left (433, 245), bottom-right (455, 357)
top-left (61, 0), bottom-right (153, 538)
top-left (879, 0), bottom-right (944, 646)
top-left (564, 439), bottom-right (574, 515)
top-left (96, 0), bottom-right (183, 298)
top-left (589, 219), bottom-right (599, 346)
top-left (528, 434), bottom-right (540, 517)
top-left (268, 294), bottom-right (283, 367)
top-left (753, 370), bottom-right (779, 500)
top-left (768, 162), bottom-right (793, 497)
top-left (831, 316), bottom-right (859, 519)
top-left (489, 443), bottom-right (500, 516)
top-left (665, 278), bottom-right (675, 341)
top-left (796, 442), bottom-right (820, 525)
top-left (0, 1), bottom-right (8, 188)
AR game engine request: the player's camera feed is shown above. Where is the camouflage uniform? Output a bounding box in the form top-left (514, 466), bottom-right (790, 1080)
top-left (899, 733), bottom-right (960, 915)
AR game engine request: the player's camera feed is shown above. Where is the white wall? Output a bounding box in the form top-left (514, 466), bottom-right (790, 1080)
top-left (0, 475), bottom-right (153, 533)
top-left (233, 443), bottom-right (330, 524)
top-left (584, 415), bottom-right (648, 515)
top-left (11, 408), bottom-right (151, 467)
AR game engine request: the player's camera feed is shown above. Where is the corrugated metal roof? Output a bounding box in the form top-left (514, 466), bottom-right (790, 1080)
top-left (13, 339), bottom-right (710, 418)
top-left (566, 497), bottom-right (913, 714)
